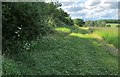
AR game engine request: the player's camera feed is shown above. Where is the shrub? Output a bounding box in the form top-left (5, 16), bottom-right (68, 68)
top-left (2, 2), bottom-right (71, 55)
top-left (107, 25), bottom-right (111, 27)
top-left (74, 19), bottom-right (85, 27)
top-left (2, 2), bottom-right (53, 55)
top-left (116, 25), bottom-right (120, 27)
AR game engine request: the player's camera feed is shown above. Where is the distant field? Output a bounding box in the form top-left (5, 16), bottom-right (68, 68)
top-left (91, 27), bottom-right (118, 48)
top-left (106, 23), bottom-right (118, 27)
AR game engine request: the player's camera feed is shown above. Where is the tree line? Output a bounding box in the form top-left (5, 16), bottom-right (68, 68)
top-left (74, 19), bottom-right (119, 27)
top-left (101, 19), bottom-right (119, 23)
top-left (84, 19), bottom-right (119, 27)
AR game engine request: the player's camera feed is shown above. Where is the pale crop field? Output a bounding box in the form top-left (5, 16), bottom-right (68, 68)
top-left (106, 23), bottom-right (119, 27)
top-left (91, 27), bottom-right (119, 48)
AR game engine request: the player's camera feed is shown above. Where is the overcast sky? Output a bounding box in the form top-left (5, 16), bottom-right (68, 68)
top-left (57, 0), bottom-right (119, 20)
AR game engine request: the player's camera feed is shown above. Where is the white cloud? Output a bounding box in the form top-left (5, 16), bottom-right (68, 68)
top-left (85, 0), bottom-right (101, 9)
top-left (60, 0), bottom-right (119, 20)
top-left (58, 0), bottom-right (85, 2)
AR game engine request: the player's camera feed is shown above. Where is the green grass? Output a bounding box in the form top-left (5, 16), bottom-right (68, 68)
top-left (91, 27), bottom-right (118, 48)
top-left (55, 27), bottom-right (71, 33)
top-left (3, 26), bottom-right (118, 75)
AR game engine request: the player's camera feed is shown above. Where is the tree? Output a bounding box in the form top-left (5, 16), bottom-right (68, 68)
top-left (102, 19), bottom-right (118, 23)
top-left (2, 2), bottom-right (63, 55)
top-left (74, 19), bottom-right (85, 27)
top-left (65, 17), bottom-right (74, 26)
top-left (46, 2), bottom-right (73, 27)
top-left (107, 25), bottom-right (111, 27)
top-left (84, 20), bottom-right (95, 27)
top-left (2, 2), bottom-right (72, 55)
top-left (84, 20), bottom-right (106, 27)
top-left (94, 20), bottom-right (106, 27)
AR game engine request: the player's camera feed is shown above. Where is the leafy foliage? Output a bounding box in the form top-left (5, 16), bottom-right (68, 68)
top-left (47, 7), bottom-right (74, 27)
top-left (84, 20), bottom-right (106, 27)
top-left (101, 19), bottom-right (119, 23)
top-left (106, 25), bottom-right (111, 27)
top-left (2, 2), bottom-right (69, 55)
top-left (74, 19), bottom-right (85, 27)
top-left (94, 20), bottom-right (106, 27)
top-left (64, 17), bottom-right (74, 26)
top-left (84, 20), bottom-right (95, 27)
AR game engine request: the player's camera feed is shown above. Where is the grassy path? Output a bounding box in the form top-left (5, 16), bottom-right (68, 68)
top-left (3, 26), bottom-right (118, 75)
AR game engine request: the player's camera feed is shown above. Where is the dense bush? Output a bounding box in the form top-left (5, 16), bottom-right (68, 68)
top-left (2, 2), bottom-right (55, 55)
top-left (74, 19), bottom-right (85, 27)
top-left (116, 25), bottom-right (120, 27)
top-left (64, 17), bottom-right (74, 26)
top-left (48, 8), bottom-right (74, 27)
top-left (106, 25), bottom-right (111, 27)
top-left (2, 2), bottom-right (72, 55)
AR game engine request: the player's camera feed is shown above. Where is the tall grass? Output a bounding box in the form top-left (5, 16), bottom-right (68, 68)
top-left (92, 27), bottom-right (118, 48)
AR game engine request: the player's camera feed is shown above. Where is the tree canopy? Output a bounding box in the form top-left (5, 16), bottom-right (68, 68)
top-left (2, 2), bottom-right (73, 55)
top-left (74, 19), bottom-right (85, 27)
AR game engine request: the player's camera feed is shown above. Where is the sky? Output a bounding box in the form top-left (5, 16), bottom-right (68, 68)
top-left (57, 0), bottom-right (119, 20)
